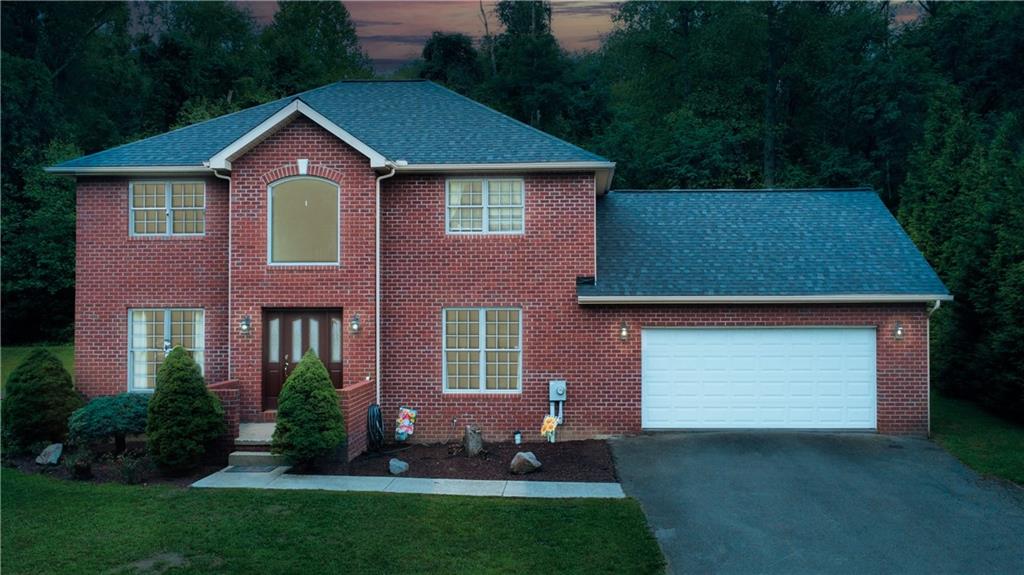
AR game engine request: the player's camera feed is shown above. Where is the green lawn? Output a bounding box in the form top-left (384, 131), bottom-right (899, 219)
top-left (1, 344), bottom-right (75, 389)
top-left (1, 470), bottom-right (664, 574)
top-left (931, 392), bottom-right (1024, 485)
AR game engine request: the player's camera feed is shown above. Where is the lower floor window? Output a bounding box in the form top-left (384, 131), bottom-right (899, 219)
top-left (443, 308), bottom-right (521, 392)
top-left (129, 308), bottom-right (204, 391)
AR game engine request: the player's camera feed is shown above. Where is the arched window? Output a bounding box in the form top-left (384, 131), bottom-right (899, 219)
top-left (268, 177), bottom-right (340, 264)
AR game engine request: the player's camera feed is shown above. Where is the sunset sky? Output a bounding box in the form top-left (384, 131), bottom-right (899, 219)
top-left (240, 0), bottom-right (620, 72)
top-left (238, 1), bottom-right (923, 73)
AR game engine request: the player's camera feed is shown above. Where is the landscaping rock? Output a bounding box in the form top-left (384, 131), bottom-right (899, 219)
top-left (464, 425), bottom-right (483, 457)
top-left (509, 451), bottom-right (542, 474)
top-left (35, 443), bottom-right (63, 465)
top-left (389, 458), bottom-right (409, 475)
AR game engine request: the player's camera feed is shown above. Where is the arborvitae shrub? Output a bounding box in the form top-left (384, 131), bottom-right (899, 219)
top-left (2, 349), bottom-right (83, 449)
top-left (146, 347), bottom-right (225, 472)
top-left (272, 350), bottom-right (345, 464)
top-left (68, 393), bottom-right (150, 453)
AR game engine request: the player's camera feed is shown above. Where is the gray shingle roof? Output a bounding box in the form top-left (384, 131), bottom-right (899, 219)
top-left (579, 189), bottom-right (950, 299)
top-left (52, 80), bottom-right (607, 169)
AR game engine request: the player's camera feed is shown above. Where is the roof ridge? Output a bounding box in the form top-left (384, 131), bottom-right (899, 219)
top-left (609, 187), bottom-right (875, 193)
top-left (421, 81), bottom-right (608, 163)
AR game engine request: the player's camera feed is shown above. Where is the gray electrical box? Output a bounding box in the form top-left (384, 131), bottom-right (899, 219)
top-left (549, 380), bottom-right (567, 401)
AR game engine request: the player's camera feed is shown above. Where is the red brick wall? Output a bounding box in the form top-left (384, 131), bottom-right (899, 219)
top-left (228, 116), bottom-right (378, 421)
top-left (380, 172), bottom-right (932, 439)
top-left (75, 176), bottom-right (229, 396)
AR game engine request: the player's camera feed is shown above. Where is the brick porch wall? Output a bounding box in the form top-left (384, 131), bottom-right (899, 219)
top-left (339, 380), bottom-right (373, 460)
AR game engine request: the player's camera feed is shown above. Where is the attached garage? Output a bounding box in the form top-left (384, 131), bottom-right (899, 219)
top-left (641, 327), bottom-right (877, 430)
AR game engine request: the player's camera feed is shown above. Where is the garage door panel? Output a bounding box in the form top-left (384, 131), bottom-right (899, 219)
top-left (641, 328), bottom-right (876, 429)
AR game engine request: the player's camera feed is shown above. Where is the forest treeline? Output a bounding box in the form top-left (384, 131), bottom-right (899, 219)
top-left (2, 1), bottom-right (1021, 420)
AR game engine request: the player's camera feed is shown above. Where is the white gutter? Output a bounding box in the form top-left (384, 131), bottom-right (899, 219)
top-left (210, 168), bottom-right (233, 379)
top-left (392, 161), bottom-right (615, 194)
top-left (391, 161), bottom-right (615, 172)
top-left (46, 161), bottom-right (616, 191)
top-left (374, 163), bottom-right (398, 405)
top-left (45, 166), bottom-right (208, 175)
top-left (926, 299), bottom-right (943, 436)
top-left (578, 294), bottom-right (955, 305)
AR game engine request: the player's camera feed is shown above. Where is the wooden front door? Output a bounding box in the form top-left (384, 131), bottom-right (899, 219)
top-left (262, 309), bottom-right (343, 410)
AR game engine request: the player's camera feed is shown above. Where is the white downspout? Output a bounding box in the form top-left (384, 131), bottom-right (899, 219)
top-left (374, 163), bottom-right (398, 405)
top-left (926, 299), bottom-right (942, 436)
top-left (210, 167), bottom-right (233, 379)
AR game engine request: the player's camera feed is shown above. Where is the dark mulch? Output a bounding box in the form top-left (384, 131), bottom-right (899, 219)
top-left (2, 440), bottom-right (226, 488)
top-left (292, 439), bottom-right (618, 482)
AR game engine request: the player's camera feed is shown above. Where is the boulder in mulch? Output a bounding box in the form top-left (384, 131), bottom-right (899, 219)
top-left (464, 425), bottom-right (483, 457)
top-left (509, 451), bottom-right (542, 474)
top-left (35, 443), bottom-right (63, 465)
top-left (389, 458), bottom-right (409, 475)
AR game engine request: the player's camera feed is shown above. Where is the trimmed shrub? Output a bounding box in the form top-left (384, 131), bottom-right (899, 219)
top-left (146, 347), bottom-right (225, 472)
top-left (272, 350), bottom-right (345, 464)
top-left (2, 349), bottom-right (83, 449)
top-left (68, 393), bottom-right (150, 453)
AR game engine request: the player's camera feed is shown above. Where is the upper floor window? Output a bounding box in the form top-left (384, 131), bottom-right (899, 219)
top-left (268, 177), bottom-right (340, 265)
top-left (130, 182), bottom-right (206, 236)
top-left (128, 308), bottom-right (204, 392)
top-left (446, 178), bottom-right (524, 234)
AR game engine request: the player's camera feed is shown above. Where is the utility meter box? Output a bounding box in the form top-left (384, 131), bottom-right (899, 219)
top-left (549, 380), bottom-right (567, 402)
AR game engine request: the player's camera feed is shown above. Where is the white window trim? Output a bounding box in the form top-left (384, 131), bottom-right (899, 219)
top-left (127, 308), bottom-right (205, 393)
top-left (445, 177), bottom-right (525, 235)
top-left (442, 307), bottom-right (523, 394)
top-left (266, 175), bottom-right (342, 266)
top-left (128, 180), bottom-right (207, 237)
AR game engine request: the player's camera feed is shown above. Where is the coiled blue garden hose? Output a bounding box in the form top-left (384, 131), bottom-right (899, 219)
top-left (367, 404), bottom-right (384, 449)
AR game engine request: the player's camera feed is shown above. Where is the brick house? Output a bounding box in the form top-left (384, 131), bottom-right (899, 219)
top-left (50, 80), bottom-right (950, 459)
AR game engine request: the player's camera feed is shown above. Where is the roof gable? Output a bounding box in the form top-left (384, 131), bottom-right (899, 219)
top-left (208, 99), bottom-right (387, 169)
top-left (579, 189), bottom-right (951, 302)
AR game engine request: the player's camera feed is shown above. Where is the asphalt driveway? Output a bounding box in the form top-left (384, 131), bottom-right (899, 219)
top-left (612, 433), bottom-right (1024, 574)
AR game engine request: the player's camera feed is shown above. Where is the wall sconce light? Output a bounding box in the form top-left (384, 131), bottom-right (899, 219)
top-left (893, 321), bottom-right (904, 340)
top-left (349, 313), bottom-right (362, 334)
top-left (619, 320), bottom-right (630, 341)
top-left (163, 338), bottom-right (172, 355)
top-left (239, 315), bottom-right (252, 335)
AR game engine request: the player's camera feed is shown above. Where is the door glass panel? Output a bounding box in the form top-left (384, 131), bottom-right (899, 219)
top-left (291, 318), bottom-right (302, 360)
top-left (268, 318), bottom-right (279, 362)
top-left (309, 318), bottom-right (320, 357)
top-left (330, 318), bottom-right (342, 363)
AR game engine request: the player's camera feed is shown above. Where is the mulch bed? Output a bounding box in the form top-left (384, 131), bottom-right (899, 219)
top-left (292, 439), bottom-right (618, 483)
top-left (2, 440), bottom-right (226, 488)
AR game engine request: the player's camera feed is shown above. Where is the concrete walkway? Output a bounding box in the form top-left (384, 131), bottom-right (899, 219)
top-left (192, 466), bottom-right (625, 499)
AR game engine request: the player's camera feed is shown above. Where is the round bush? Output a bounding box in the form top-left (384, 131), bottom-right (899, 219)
top-left (272, 350), bottom-right (345, 464)
top-left (146, 347), bottom-right (225, 472)
top-left (68, 393), bottom-right (150, 453)
top-left (2, 348), bottom-right (83, 449)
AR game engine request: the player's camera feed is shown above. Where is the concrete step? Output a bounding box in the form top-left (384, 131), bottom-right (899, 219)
top-left (236, 422), bottom-right (275, 448)
top-left (228, 451), bottom-right (288, 467)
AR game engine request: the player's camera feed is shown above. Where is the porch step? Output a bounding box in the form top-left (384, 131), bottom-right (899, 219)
top-left (228, 451), bottom-right (288, 467)
top-left (236, 422), bottom-right (275, 447)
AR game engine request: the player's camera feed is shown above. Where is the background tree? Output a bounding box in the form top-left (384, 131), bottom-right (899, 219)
top-left (261, 1), bottom-right (372, 96)
top-left (419, 32), bottom-right (481, 96)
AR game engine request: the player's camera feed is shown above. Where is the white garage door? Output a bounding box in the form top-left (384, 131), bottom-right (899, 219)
top-left (642, 328), bottom-right (876, 429)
